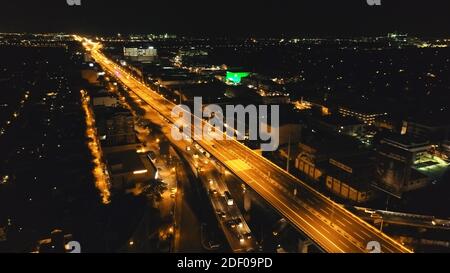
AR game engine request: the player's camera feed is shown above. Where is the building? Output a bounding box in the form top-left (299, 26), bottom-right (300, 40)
top-left (103, 147), bottom-right (158, 190)
top-left (338, 106), bottom-right (387, 125)
top-left (325, 155), bottom-right (375, 203)
top-left (261, 95), bottom-right (290, 105)
top-left (374, 116), bottom-right (399, 131)
top-left (178, 48), bottom-right (208, 57)
top-left (249, 107), bottom-right (302, 152)
top-left (310, 114), bottom-right (366, 137)
top-left (151, 67), bottom-right (205, 86)
top-left (375, 134), bottom-right (431, 196)
top-left (295, 131), bottom-right (364, 182)
top-left (91, 89), bottom-right (119, 107)
top-left (123, 46), bottom-right (157, 63)
top-left (405, 119), bottom-right (450, 144)
top-left (380, 134), bottom-right (432, 163)
top-left (277, 123), bottom-right (302, 147)
top-left (94, 107), bottom-right (136, 147)
top-left (225, 71), bottom-right (250, 85)
top-left (81, 69), bottom-right (100, 84)
top-left (93, 96), bottom-right (118, 108)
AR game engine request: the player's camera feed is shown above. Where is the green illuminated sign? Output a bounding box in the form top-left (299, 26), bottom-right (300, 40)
top-left (226, 71), bottom-right (250, 84)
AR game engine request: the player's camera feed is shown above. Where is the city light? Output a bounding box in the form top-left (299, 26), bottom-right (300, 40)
top-left (81, 90), bottom-right (111, 204)
top-left (133, 170), bottom-right (148, 175)
top-left (3, 3), bottom-right (449, 256)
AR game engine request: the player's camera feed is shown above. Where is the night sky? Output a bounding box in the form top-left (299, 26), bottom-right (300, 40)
top-left (1, 0), bottom-right (450, 37)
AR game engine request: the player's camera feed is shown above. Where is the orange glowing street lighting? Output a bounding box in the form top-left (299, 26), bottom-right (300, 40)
top-left (81, 90), bottom-right (111, 204)
top-left (133, 170), bottom-right (148, 175)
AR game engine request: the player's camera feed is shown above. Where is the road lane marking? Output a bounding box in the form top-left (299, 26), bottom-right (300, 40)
top-left (335, 219), bottom-right (347, 228)
top-left (352, 232), bottom-right (365, 241)
top-left (92, 50), bottom-right (411, 253)
top-left (237, 173), bottom-right (346, 252)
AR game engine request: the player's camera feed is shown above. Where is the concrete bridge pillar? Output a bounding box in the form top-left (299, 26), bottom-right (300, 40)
top-left (298, 238), bottom-right (313, 253)
top-left (244, 191), bottom-right (252, 212)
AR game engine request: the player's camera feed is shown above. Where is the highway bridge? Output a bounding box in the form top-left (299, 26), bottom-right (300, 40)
top-left (77, 36), bottom-right (411, 253)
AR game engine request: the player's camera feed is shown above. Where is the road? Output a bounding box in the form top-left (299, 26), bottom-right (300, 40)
top-left (79, 37), bottom-right (412, 253)
top-left (132, 89), bottom-right (253, 252)
top-left (353, 207), bottom-right (450, 231)
top-left (192, 146), bottom-right (259, 252)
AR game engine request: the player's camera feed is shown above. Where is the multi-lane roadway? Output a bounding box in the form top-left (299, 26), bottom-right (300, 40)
top-left (80, 37), bottom-right (412, 253)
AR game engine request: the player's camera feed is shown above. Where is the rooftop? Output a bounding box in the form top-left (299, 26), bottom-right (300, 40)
top-left (300, 130), bottom-right (364, 156)
top-left (312, 113), bottom-right (364, 127)
top-left (382, 133), bottom-right (430, 149)
top-left (329, 153), bottom-right (375, 172)
top-left (104, 149), bottom-right (146, 175)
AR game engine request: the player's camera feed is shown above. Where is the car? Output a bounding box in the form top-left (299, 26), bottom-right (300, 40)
top-left (238, 234), bottom-right (245, 243)
top-left (227, 220), bottom-right (236, 229)
top-left (234, 218), bottom-right (243, 228)
top-left (216, 210), bottom-right (226, 219)
top-left (243, 232), bottom-right (252, 240)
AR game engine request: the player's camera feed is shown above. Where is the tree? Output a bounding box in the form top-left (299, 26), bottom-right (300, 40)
top-left (142, 179), bottom-right (167, 208)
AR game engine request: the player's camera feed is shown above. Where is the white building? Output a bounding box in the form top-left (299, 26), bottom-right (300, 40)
top-left (123, 46), bottom-right (157, 63)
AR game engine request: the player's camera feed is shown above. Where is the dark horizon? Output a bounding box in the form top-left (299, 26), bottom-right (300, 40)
top-left (1, 0), bottom-right (450, 38)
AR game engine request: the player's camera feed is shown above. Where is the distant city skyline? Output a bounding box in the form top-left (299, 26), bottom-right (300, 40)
top-left (1, 0), bottom-right (450, 37)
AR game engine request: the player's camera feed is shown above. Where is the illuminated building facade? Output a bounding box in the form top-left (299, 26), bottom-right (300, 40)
top-left (375, 134), bottom-right (431, 196)
top-left (338, 106), bottom-right (387, 125)
top-left (123, 46), bottom-right (157, 62)
top-left (325, 155), bottom-right (375, 203)
top-left (225, 71), bottom-right (250, 85)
